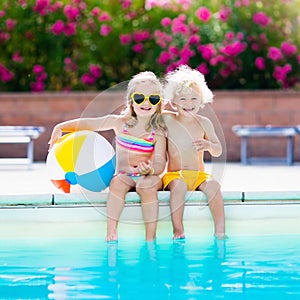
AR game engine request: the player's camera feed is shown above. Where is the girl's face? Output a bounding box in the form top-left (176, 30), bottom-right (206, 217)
top-left (172, 84), bottom-right (203, 116)
top-left (131, 81), bottom-right (161, 117)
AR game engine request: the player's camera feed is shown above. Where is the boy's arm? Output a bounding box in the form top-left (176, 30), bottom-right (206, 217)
top-left (48, 114), bottom-right (122, 149)
top-left (194, 117), bottom-right (222, 157)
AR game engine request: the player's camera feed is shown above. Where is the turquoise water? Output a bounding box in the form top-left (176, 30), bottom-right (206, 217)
top-left (0, 235), bottom-right (300, 299)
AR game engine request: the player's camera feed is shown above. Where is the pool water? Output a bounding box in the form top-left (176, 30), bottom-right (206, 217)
top-left (0, 235), bottom-right (300, 300)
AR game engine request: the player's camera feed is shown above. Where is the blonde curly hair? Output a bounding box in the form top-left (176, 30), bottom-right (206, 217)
top-left (164, 65), bottom-right (214, 107)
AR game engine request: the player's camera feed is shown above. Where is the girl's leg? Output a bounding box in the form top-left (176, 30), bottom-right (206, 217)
top-left (199, 180), bottom-right (226, 239)
top-left (168, 179), bottom-right (187, 239)
top-left (106, 175), bottom-right (134, 242)
top-left (136, 176), bottom-right (162, 241)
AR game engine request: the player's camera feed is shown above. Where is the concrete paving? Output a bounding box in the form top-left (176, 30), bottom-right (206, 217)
top-left (0, 161), bottom-right (299, 195)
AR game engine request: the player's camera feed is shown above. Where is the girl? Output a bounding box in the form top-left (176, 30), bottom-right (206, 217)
top-left (49, 72), bottom-right (167, 242)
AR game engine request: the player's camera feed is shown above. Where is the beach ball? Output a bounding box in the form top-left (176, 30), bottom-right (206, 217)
top-left (46, 130), bottom-right (116, 193)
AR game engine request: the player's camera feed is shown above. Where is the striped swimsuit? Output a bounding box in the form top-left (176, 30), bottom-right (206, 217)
top-left (116, 124), bottom-right (155, 181)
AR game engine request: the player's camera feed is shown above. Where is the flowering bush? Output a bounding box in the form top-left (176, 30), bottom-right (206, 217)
top-left (0, 0), bottom-right (299, 91)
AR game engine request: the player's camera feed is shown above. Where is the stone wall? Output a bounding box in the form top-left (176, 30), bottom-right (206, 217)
top-left (0, 90), bottom-right (300, 162)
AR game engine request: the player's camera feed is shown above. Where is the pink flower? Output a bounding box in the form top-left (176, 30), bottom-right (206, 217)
top-left (154, 30), bottom-right (172, 48)
top-left (89, 65), bottom-right (102, 78)
top-left (6, 19), bottom-right (17, 31)
top-left (51, 1), bottom-right (63, 12)
top-left (121, 0), bottom-right (132, 9)
top-left (188, 34), bottom-right (200, 45)
top-left (198, 44), bottom-right (216, 60)
top-left (237, 32), bottom-right (244, 40)
top-left (0, 32), bottom-right (10, 43)
top-left (255, 57), bottom-right (265, 70)
top-left (100, 24), bottom-right (111, 36)
top-left (251, 43), bottom-right (259, 51)
top-left (81, 73), bottom-right (96, 85)
top-left (64, 5), bottom-right (80, 20)
top-left (0, 64), bottom-right (13, 82)
top-left (281, 41), bottom-right (297, 56)
top-left (225, 31), bottom-right (235, 40)
top-left (64, 22), bottom-right (76, 36)
top-left (161, 17), bottom-right (172, 27)
top-left (12, 52), bottom-right (24, 63)
top-left (195, 7), bottom-right (211, 23)
top-left (132, 43), bottom-right (143, 53)
top-left (91, 7), bottom-right (101, 17)
top-left (133, 31), bottom-right (150, 42)
top-left (157, 51), bottom-right (171, 64)
top-left (267, 47), bottom-right (283, 61)
top-left (51, 20), bottom-right (64, 35)
top-left (253, 12), bottom-right (272, 27)
top-left (235, 0), bottom-right (250, 7)
top-left (33, 0), bottom-right (51, 16)
top-left (220, 67), bottom-right (231, 78)
top-left (120, 34), bottom-right (132, 45)
top-left (98, 12), bottom-right (112, 22)
top-left (259, 33), bottom-right (268, 44)
top-left (0, 10), bottom-right (6, 17)
top-left (33, 65), bottom-right (44, 74)
top-left (171, 17), bottom-right (189, 35)
top-left (220, 41), bottom-right (247, 56)
top-left (169, 45), bottom-right (179, 56)
top-left (218, 6), bottom-right (231, 22)
top-left (197, 63), bottom-right (209, 75)
top-left (30, 81), bottom-right (45, 92)
top-left (272, 64), bottom-right (292, 83)
top-left (180, 45), bottom-right (195, 62)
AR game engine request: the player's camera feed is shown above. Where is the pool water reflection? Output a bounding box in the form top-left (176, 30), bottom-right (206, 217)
top-left (0, 235), bottom-right (300, 299)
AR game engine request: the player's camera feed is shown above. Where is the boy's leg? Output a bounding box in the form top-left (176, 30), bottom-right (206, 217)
top-left (168, 179), bottom-right (187, 239)
top-left (136, 176), bottom-right (162, 241)
top-left (106, 175), bottom-right (134, 242)
top-left (199, 180), bottom-right (226, 239)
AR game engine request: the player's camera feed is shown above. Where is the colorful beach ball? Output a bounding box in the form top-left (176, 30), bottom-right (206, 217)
top-left (46, 130), bottom-right (116, 193)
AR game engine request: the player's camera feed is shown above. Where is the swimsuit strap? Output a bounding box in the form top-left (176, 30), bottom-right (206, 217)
top-left (123, 123), bottom-right (129, 133)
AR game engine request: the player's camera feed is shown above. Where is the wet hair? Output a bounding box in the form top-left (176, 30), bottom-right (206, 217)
top-left (122, 71), bottom-right (166, 131)
top-left (164, 65), bottom-right (214, 106)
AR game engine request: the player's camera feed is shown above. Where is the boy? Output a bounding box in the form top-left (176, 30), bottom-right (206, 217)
top-left (162, 65), bottom-right (226, 240)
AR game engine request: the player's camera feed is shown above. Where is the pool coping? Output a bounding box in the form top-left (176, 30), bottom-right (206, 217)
top-left (1, 190), bottom-right (300, 207)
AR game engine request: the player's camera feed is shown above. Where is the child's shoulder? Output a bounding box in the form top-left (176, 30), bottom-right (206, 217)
top-left (162, 110), bottom-right (177, 122)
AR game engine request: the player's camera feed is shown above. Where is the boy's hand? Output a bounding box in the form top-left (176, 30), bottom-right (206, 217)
top-left (126, 116), bottom-right (137, 127)
top-left (192, 139), bottom-right (211, 152)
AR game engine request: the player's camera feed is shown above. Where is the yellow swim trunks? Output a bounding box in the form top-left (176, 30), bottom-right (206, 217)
top-left (162, 170), bottom-right (211, 191)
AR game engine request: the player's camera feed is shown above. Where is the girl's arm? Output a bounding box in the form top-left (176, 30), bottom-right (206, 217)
top-left (48, 114), bottom-right (122, 149)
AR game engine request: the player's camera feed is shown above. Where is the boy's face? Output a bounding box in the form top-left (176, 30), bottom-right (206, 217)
top-left (171, 85), bottom-right (203, 116)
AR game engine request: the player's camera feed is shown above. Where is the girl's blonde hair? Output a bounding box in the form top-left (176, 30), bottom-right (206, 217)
top-left (123, 71), bottom-right (166, 131)
top-left (164, 65), bottom-right (214, 106)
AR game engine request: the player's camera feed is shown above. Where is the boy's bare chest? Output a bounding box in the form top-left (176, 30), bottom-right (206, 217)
top-left (167, 121), bottom-right (205, 141)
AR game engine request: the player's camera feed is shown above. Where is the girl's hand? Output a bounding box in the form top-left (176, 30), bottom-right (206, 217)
top-left (48, 127), bottom-right (62, 151)
top-left (192, 139), bottom-right (211, 152)
top-left (137, 160), bottom-right (153, 175)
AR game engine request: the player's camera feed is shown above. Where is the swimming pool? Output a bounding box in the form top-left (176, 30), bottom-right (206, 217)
top-left (1, 234), bottom-right (300, 300)
top-left (1, 196), bottom-right (300, 299)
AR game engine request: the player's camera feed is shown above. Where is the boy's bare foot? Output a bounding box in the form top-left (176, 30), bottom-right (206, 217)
top-left (173, 230), bottom-right (185, 240)
top-left (214, 233), bottom-right (228, 240)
